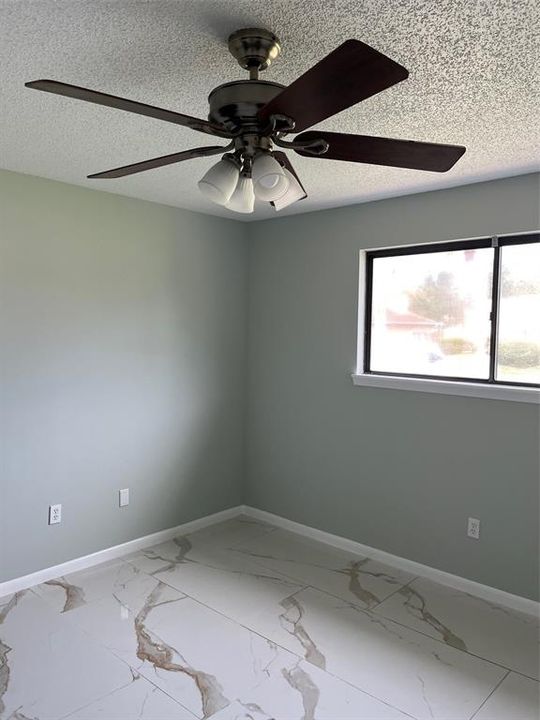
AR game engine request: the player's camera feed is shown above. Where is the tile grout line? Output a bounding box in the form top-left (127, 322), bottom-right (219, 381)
top-left (224, 540), bottom-right (423, 621)
top-left (225, 527), bottom-right (538, 679)
top-left (369, 601), bottom-right (539, 682)
top-left (143, 573), bottom-right (417, 718)
top-left (55, 590), bottom-right (202, 720)
top-left (243, 507), bottom-right (540, 617)
top-left (36, 556), bottom-right (540, 714)
top-left (227, 545), bottom-right (539, 684)
top-left (19, 520), bottom-right (539, 719)
top-left (58, 670), bottom-right (199, 720)
top-left (25, 564), bottom-right (206, 719)
top-left (182, 582), bottom-right (417, 719)
top-left (57, 675), bottom-right (142, 720)
top-left (6, 572), bottom-right (520, 720)
top-left (370, 576), bottom-right (419, 611)
top-left (468, 669), bottom-right (511, 720)
top-left (50, 526), bottom-right (540, 685)
top-left (18, 585), bottom-right (201, 720)
top-left (279, 583), bottom-right (419, 719)
top-left (152, 572), bottom-right (313, 659)
top-left (27, 525), bottom-right (540, 686)
top-left (112, 634), bottom-right (204, 717)
top-left (268, 574), bottom-right (539, 684)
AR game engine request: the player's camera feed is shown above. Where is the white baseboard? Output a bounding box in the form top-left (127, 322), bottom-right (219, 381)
top-left (3, 503), bottom-right (538, 618)
top-left (0, 505), bottom-right (243, 597)
top-left (242, 505), bottom-right (540, 617)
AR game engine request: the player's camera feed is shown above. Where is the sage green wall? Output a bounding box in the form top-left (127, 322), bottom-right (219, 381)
top-left (246, 173), bottom-right (540, 601)
top-left (0, 169), bottom-right (248, 583)
top-left (2, 168), bottom-right (538, 600)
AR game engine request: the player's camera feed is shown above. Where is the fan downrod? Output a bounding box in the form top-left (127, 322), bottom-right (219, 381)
top-left (228, 28), bottom-right (281, 79)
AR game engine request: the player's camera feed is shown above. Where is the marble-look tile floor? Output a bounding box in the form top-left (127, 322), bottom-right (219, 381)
top-left (1, 516), bottom-right (538, 720)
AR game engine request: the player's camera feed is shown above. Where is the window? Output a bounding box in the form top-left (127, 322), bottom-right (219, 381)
top-left (358, 233), bottom-right (539, 397)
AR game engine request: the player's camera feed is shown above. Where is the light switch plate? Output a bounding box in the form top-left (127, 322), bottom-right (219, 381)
top-left (119, 488), bottom-right (129, 507)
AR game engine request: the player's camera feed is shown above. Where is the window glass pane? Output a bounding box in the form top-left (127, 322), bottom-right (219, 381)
top-left (369, 248), bottom-right (493, 378)
top-left (497, 243), bottom-right (540, 384)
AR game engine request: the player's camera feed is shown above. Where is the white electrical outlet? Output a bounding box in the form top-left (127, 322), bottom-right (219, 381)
top-left (49, 504), bottom-right (62, 525)
top-left (119, 488), bottom-right (129, 507)
top-left (467, 517), bottom-right (480, 540)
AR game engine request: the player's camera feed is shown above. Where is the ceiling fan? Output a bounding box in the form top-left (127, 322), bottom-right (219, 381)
top-left (25, 28), bottom-right (466, 214)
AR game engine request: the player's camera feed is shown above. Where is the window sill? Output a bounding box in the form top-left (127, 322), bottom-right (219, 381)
top-left (351, 373), bottom-right (539, 403)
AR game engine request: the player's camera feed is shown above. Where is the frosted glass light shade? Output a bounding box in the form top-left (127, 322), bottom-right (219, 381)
top-left (227, 176), bottom-right (255, 214)
top-left (252, 154), bottom-right (289, 201)
top-left (272, 168), bottom-right (307, 211)
top-left (198, 157), bottom-right (239, 205)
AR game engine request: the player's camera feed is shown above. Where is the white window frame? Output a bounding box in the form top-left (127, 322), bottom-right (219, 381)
top-left (352, 233), bottom-right (540, 404)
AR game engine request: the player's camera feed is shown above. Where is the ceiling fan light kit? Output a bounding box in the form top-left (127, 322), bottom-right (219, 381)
top-left (251, 153), bottom-right (289, 201)
top-left (197, 155), bottom-right (239, 205)
top-left (227, 175), bottom-right (256, 214)
top-left (25, 27), bottom-right (466, 215)
top-left (272, 167), bottom-right (307, 211)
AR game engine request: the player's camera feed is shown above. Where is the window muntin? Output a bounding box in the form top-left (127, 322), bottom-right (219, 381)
top-left (364, 234), bottom-right (539, 388)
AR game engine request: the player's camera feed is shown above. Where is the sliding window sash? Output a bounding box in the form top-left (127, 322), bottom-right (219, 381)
top-left (364, 232), bottom-right (539, 388)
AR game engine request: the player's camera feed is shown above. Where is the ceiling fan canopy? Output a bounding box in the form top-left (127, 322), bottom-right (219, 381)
top-left (25, 27), bottom-right (466, 214)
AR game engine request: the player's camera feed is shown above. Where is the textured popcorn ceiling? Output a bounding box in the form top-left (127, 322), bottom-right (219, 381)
top-left (1, 0), bottom-right (538, 221)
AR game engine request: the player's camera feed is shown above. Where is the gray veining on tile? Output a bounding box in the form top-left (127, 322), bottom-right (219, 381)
top-left (63, 572), bottom-right (295, 717)
top-left (63, 568), bottom-right (410, 719)
top-left (124, 517), bottom-right (278, 577)
top-left (472, 671), bottom-right (539, 720)
top-left (278, 595), bottom-right (326, 670)
top-left (247, 586), bottom-right (507, 720)
top-left (207, 656), bottom-right (412, 720)
top-left (0, 591), bottom-right (134, 719)
top-left (32, 560), bottom-right (143, 614)
top-left (2, 518), bottom-right (538, 720)
top-left (187, 516), bottom-right (278, 549)
top-left (231, 528), bottom-right (416, 609)
top-left (41, 578), bottom-right (86, 613)
top-left (4, 710), bottom-right (36, 720)
top-left (123, 536), bottom-right (194, 577)
top-left (1, 593), bottom-right (42, 720)
top-left (281, 662), bottom-right (319, 720)
top-left (62, 591), bottom-right (203, 717)
top-left (126, 534), bottom-right (306, 635)
top-left (0, 593), bottom-right (24, 718)
top-left (0, 594), bottom-right (20, 622)
top-left (374, 577), bottom-right (540, 678)
top-left (387, 583), bottom-right (468, 650)
top-left (133, 582), bottom-right (229, 718)
top-left (207, 700), bottom-right (274, 719)
top-left (64, 672), bottom-right (197, 719)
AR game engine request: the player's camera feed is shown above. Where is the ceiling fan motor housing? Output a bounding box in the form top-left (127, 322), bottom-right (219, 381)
top-left (207, 80), bottom-right (285, 133)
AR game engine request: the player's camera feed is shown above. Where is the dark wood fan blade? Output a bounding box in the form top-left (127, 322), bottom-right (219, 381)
top-left (294, 131), bottom-right (466, 172)
top-left (258, 40), bottom-right (408, 133)
top-left (271, 151), bottom-right (307, 208)
top-left (87, 144), bottom-right (231, 179)
top-left (25, 80), bottom-right (232, 138)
